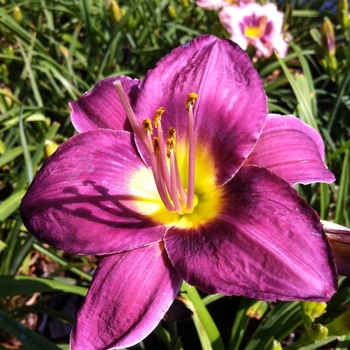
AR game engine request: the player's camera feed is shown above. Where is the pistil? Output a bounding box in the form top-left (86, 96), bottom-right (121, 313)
top-left (144, 123), bottom-right (175, 212)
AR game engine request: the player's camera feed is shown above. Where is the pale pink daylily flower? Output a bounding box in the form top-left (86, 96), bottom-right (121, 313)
top-left (196, 0), bottom-right (253, 10)
top-left (219, 2), bottom-right (288, 58)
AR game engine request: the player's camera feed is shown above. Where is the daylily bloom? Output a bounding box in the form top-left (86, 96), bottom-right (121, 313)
top-left (196, 0), bottom-right (253, 10)
top-left (219, 2), bottom-right (288, 58)
top-left (20, 35), bottom-right (337, 349)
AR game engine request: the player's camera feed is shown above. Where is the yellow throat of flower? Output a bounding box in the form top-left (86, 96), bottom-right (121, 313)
top-left (114, 80), bottom-right (223, 229)
top-left (244, 16), bottom-right (267, 39)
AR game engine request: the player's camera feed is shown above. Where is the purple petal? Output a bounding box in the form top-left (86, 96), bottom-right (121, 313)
top-left (71, 243), bottom-right (182, 350)
top-left (133, 35), bottom-right (267, 185)
top-left (20, 130), bottom-right (165, 255)
top-left (70, 76), bottom-right (139, 133)
top-left (245, 114), bottom-right (335, 185)
top-left (164, 166), bottom-right (337, 301)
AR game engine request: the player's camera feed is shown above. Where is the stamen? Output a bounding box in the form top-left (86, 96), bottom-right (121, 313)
top-left (169, 146), bottom-right (183, 213)
top-left (154, 119), bottom-right (172, 195)
top-left (186, 92), bottom-right (198, 111)
top-left (114, 80), bottom-right (148, 150)
top-left (154, 107), bottom-right (165, 128)
top-left (114, 81), bottom-right (199, 215)
top-left (167, 131), bottom-right (187, 211)
top-left (142, 118), bottom-right (153, 135)
top-left (149, 135), bottom-right (175, 212)
top-left (167, 135), bottom-right (176, 158)
top-left (186, 92), bottom-right (197, 213)
top-left (168, 127), bottom-right (176, 140)
top-left (153, 137), bottom-right (160, 152)
top-left (174, 153), bottom-right (188, 205)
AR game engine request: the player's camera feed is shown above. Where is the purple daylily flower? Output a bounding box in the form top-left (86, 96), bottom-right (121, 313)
top-left (20, 35), bottom-right (337, 349)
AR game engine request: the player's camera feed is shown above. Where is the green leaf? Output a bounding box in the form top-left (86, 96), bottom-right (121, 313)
top-left (334, 150), bottom-right (349, 224)
top-left (227, 298), bottom-right (253, 350)
top-left (0, 190), bottom-right (26, 221)
top-left (276, 50), bottom-right (319, 132)
top-left (0, 275), bottom-right (88, 297)
top-left (0, 145), bottom-right (36, 168)
top-left (182, 282), bottom-right (225, 350)
top-left (0, 309), bottom-right (62, 350)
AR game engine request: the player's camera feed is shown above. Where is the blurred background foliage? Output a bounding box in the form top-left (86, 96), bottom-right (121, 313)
top-left (0, 0), bottom-right (349, 349)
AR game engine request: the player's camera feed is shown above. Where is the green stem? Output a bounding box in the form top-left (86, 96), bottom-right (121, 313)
top-left (182, 282), bottom-right (225, 350)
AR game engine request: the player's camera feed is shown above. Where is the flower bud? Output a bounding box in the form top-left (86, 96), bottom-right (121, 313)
top-left (4, 46), bottom-right (14, 66)
top-left (246, 301), bottom-right (268, 319)
top-left (182, 0), bottom-right (189, 8)
top-left (127, 14), bottom-right (137, 30)
top-left (322, 220), bottom-right (350, 277)
top-left (0, 139), bottom-right (5, 155)
top-left (337, 0), bottom-right (349, 28)
top-left (269, 340), bottom-right (282, 350)
top-left (12, 6), bottom-right (23, 24)
top-left (321, 17), bottom-right (335, 57)
top-left (0, 64), bottom-right (8, 78)
top-left (301, 301), bottom-right (327, 322)
top-left (44, 140), bottom-right (59, 158)
top-left (110, 0), bottom-right (122, 23)
top-left (308, 323), bottom-right (328, 340)
top-left (168, 5), bottom-right (177, 20)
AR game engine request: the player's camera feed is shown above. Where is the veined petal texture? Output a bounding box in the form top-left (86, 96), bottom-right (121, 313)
top-left (165, 166), bottom-right (337, 301)
top-left (20, 130), bottom-right (165, 255)
top-left (132, 35), bottom-right (267, 185)
top-left (245, 114), bottom-right (335, 185)
top-left (70, 76), bottom-right (139, 133)
top-left (71, 243), bottom-right (182, 349)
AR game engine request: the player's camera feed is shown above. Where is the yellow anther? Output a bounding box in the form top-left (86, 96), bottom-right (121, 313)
top-left (142, 118), bottom-right (153, 135)
top-left (153, 137), bottom-right (160, 153)
top-left (186, 92), bottom-right (198, 111)
top-left (166, 138), bottom-right (176, 158)
top-left (154, 107), bottom-right (165, 128)
top-left (168, 127), bottom-right (176, 140)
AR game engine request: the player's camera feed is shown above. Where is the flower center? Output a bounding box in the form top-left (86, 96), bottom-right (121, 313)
top-left (114, 80), bottom-right (199, 216)
top-left (244, 16), bottom-right (267, 39)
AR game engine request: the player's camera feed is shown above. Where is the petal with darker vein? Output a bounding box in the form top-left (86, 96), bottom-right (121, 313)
top-left (70, 76), bottom-right (139, 133)
top-left (164, 166), bottom-right (337, 301)
top-left (245, 114), bottom-right (335, 185)
top-left (20, 130), bottom-right (165, 256)
top-left (132, 35), bottom-right (267, 185)
top-left (71, 243), bottom-right (182, 350)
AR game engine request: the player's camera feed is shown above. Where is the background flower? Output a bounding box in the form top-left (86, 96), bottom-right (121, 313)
top-left (196, 0), bottom-right (253, 10)
top-left (219, 2), bottom-right (288, 58)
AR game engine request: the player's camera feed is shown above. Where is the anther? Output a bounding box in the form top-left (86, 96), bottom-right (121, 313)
top-left (154, 107), bottom-right (165, 128)
top-left (168, 127), bottom-right (176, 140)
top-left (186, 92), bottom-right (198, 111)
top-left (167, 138), bottom-right (176, 158)
top-left (142, 119), bottom-right (153, 135)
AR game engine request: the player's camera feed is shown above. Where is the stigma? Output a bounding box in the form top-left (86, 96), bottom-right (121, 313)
top-left (114, 80), bottom-right (198, 215)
